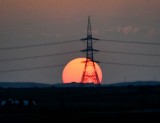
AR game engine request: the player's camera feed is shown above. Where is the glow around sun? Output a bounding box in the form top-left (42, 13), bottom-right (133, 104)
top-left (62, 58), bottom-right (102, 84)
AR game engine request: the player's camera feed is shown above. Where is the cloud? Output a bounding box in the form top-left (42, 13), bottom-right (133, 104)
top-left (122, 26), bottom-right (140, 35)
top-left (107, 26), bottom-right (140, 35)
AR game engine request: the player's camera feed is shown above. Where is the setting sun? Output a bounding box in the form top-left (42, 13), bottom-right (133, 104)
top-left (62, 58), bottom-right (102, 84)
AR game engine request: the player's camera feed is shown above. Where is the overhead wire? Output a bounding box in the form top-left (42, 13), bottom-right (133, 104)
top-left (0, 38), bottom-right (159, 52)
top-left (1, 38), bottom-right (159, 52)
top-left (100, 39), bottom-right (160, 46)
top-left (0, 60), bottom-right (159, 74)
top-left (0, 51), bottom-right (80, 62)
top-left (0, 39), bottom-right (78, 51)
top-left (0, 50), bottom-right (81, 73)
top-left (98, 39), bottom-right (160, 67)
top-left (0, 38), bottom-right (160, 73)
top-left (0, 49), bottom-right (159, 63)
top-left (101, 61), bottom-right (160, 68)
top-left (100, 50), bottom-right (160, 57)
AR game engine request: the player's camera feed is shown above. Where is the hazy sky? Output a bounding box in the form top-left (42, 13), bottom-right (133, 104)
top-left (0, 0), bottom-right (160, 84)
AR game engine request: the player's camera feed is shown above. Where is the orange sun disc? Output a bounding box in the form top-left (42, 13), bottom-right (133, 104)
top-left (62, 58), bottom-right (102, 84)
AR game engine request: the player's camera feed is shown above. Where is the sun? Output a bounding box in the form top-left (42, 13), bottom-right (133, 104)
top-left (62, 58), bottom-right (102, 84)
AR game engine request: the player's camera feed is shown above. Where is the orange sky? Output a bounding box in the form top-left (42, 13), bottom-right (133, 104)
top-left (1, 0), bottom-right (160, 22)
top-left (0, 0), bottom-right (160, 84)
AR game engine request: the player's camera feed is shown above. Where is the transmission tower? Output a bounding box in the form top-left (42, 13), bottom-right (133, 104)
top-left (81, 16), bottom-right (100, 84)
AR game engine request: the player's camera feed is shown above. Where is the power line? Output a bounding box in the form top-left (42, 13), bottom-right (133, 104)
top-left (0, 38), bottom-right (159, 52)
top-left (100, 50), bottom-right (160, 57)
top-left (0, 60), bottom-right (159, 74)
top-left (100, 39), bottom-right (160, 46)
top-left (0, 37), bottom-right (159, 73)
top-left (0, 51), bottom-right (80, 63)
top-left (0, 39), bottom-right (78, 51)
top-left (0, 49), bottom-right (159, 63)
top-left (0, 49), bottom-right (158, 63)
top-left (0, 64), bottom-right (65, 73)
top-left (101, 61), bottom-right (160, 68)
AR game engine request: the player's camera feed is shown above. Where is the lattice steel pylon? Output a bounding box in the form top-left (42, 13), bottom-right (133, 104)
top-left (81, 16), bottom-right (100, 84)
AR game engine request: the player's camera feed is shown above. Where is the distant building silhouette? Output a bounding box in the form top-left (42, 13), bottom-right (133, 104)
top-left (0, 98), bottom-right (37, 107)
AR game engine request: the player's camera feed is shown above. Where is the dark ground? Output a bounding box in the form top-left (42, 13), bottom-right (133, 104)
top-left (1, 86), bottom-right (160, 123)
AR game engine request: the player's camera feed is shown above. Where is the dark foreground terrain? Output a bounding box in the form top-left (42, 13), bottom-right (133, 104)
top-left (1, 86), bottom-right (160, 123)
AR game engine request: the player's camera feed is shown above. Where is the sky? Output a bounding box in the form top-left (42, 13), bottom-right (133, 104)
top-left (0, 0), bottom-right (160, 84)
